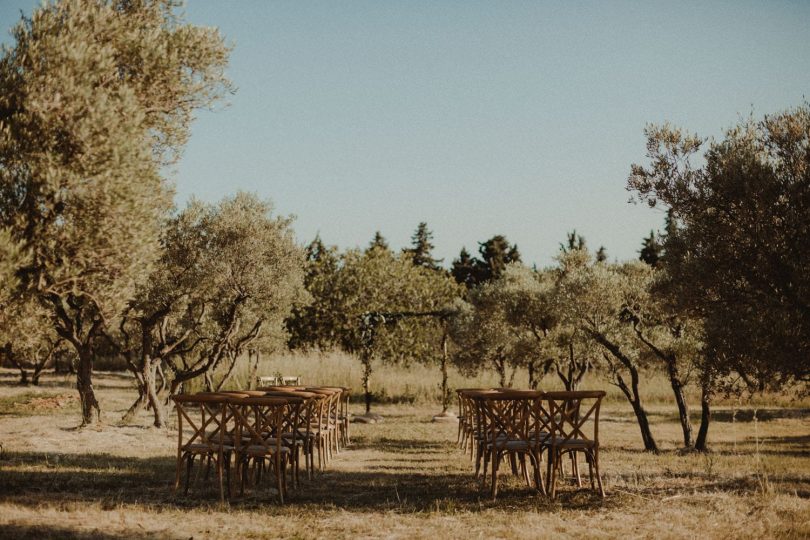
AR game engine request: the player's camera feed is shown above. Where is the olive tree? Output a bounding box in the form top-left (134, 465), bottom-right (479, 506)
top-left (328, 246), bottom-right (460, 414)
top-left (554, 249), bottom-right (660, 452)
top-left (449, 279), bottom-right (526, 388)
top-left (474, 263), bottom-right (556, 389)
top-left (0, 0), bottom-right (231, 425)
top-left (110, 193), bottom-right (305, 426)
top-left (618, 262), bottom-right (702, 448)
top-left (191, 193), bottom-right (306, 394)
top-left (628, 106), bottom-right (810, 389)
top-left (629, 106), bottom-right (810, 448)
top-left (0, 294), bottom-right (63, 385)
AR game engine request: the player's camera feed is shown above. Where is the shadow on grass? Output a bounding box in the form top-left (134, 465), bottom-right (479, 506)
top-left (710, 408), bottom-right (810, 422)
top-left (0, 448), bottom-right (616, 514)
top-left (0, 524), bottom-right (145, 540)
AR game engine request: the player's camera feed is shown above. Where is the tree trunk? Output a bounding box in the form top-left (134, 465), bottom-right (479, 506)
top-left (247, 349), bottom-right (260, 390)
top-left (144, 358), bottom-right (166, 428)
top-left (214, 352), bottom-right (239, 391)
top-left (494, 357), bottom-right (507, 388)
top-left (121, 368), bottom-right (147, 425)
top-left (695, 379), bottom-right (712, 452)
top-left (527, 361), bottom-right (536, 390)
top-left (666, 358), bottom-right (693, 448)
top-left (440, 333), bottom-right (450, 413)
top-left (612, 369), bottom-right (658, 452)
top-left (362, 352), bottom-right (373, 414)
top-left (2, 343), bottom-right (30, 385)
top-left (31, 359), bottom-right (46, 385)
top-left (594, 334), bottom-right (659, 453)
top-left (76, 348), bottom-right (101, 426)
top-left (121, 390), bottom-right (147, 424)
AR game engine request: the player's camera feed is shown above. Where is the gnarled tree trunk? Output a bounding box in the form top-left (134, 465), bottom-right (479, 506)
top-left (593, 333), bottom-right (659, 453)
top-left (695, 377), bottom-right (712, 451)
top-left (76, 346), bottom-right (101, 425)
top-left (667, 358), bottom-right (693, 448)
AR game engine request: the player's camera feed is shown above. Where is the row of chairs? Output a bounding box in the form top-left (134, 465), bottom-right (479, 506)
top-left (457, 388), bottom-right (606, 499)
top-left (171, 385), bottom-right (351, 503)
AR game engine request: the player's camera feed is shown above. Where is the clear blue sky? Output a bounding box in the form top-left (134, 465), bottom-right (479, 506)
top-left (2, 1), bottom-right (809, 267)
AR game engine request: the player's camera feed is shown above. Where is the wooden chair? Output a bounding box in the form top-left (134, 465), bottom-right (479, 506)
top-left (544, 390), bottom-right (606, 499)
top-left (172, 393), bottom-right (237, 502)
top-left (262, 390), bottom-right (318, 484)
top-left (229, 396), bottom-right (301, 503)
top-left (456, 388), bottom-right (485, 453)
top-left (479, 390), bottom-right (546, 499)
top-left (463, 390), bottom-right (500, 478)
top-left (305, 387), bottom-right (340, 467)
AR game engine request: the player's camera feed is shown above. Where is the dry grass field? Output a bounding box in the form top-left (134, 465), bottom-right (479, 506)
top-left (0, 354), bottom-right (808, 539)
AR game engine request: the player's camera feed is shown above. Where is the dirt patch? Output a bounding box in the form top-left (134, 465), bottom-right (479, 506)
top-left (12, 394), bottom-right (78, 412)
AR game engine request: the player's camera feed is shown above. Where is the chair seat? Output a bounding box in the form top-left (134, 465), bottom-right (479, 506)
top-left (547, 437), bottom-right (597, 448)
top-left (488, 439), bottom-right (540, 451)
top-left (243, 445), bottom-right (292, 457)
top-left (183, 442), bottom-right (234, 453)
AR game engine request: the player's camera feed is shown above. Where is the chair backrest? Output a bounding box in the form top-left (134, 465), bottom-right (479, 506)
top-left (172, 393), bottom-right (231, 453)
top-left (227, 396), bottom-right (293, 453)
top-left (544, 390), bottom-right (605, 445)
top-left (481, 390), bottom-right (543, 448)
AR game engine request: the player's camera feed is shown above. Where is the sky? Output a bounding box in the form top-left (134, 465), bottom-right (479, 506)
top-left (1, 1), bottom-right (809, 268)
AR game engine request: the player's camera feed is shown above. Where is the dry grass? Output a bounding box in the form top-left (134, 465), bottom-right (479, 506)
top-left (0, 363), bottom-right (808, 539)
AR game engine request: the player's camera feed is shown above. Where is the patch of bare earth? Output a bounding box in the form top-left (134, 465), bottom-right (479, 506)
top-left (0, 370), bottom-right (808, 539)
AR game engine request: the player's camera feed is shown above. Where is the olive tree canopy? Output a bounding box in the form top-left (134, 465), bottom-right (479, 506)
top-left (0, 0), bottom-right (231, 424)
top-left (628, 105), bottom-right (810, 390)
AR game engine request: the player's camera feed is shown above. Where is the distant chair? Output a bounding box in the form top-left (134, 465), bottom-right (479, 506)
top-left (257, 375), bottom-right (302, 387)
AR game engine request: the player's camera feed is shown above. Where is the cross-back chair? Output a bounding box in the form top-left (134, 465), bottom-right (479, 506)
top-left (479, 390), bottom-right (545, 499)
top-left (172, 393), bottom-right (239, 501)
top-left (229, 395), bottom-right (301, 503)
top-left (544, 390), bottom-right (606, 499)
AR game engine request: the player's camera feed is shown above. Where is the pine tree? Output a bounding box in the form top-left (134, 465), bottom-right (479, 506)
top-left (451, 247), bottom-right (478, 288)
top-left (403, 222), bottom-right (442, 270)
top-left (367, 231), bottom-right (390, 252)
top-left (639, 230), bottom-right (662, 267)
top-left (478, 235), bottom-right (521, 282)
top-left (596, 246), bottom-right (608, 262)
top-left (559, 230), bottom-right (586, 253)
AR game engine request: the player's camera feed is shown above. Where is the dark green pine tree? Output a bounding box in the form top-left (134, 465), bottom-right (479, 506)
top-left (663, 208), bottom-right (678, 239)
top-left (287, 234), bottom-right (340, 349)
top-left (478, 235), bottom-right (521, 282)
top-left (366, 230), bottom-right (390, 253)
top-left (596, 246), bottom-right (608, 262)
top-left (639, 230), bottom-right (663, 267)
top-left (403, 222), bottom-right (443, 270)
top-left (451, 247), bottom-right (478, 288)
top-left (559, 230), bottom-right (586, 253)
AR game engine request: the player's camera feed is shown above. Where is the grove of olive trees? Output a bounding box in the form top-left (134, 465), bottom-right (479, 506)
top-left (0, 1), bottom-right (806, 461)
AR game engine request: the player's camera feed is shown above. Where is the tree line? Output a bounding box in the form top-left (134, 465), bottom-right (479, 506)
top-left (0, 1), bottom-right (807, 452)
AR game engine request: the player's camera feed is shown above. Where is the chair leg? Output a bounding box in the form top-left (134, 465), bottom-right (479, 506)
top-left (531, 450), bottom-right (546, 495)
top-left (174, 452), bottom-right (183, 492)
top-left (491, 450), bottom-right (500, 500)
top-left (225, 452), bottom-right (232, 499)
top-left (519, 454), bottom-right (530, 486)
top-left (594, 450), bottom-right (605, 498)
top-left (548, 449), bottom-right (558, 499)
top-left (573, 453), bottom-right (582, 487)
top-left (184, 454), bottom-right (194, 495)
top-left (277, 455), bottom-right (285, 504)
top-left (509, 453), bottom-right (519, 476)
